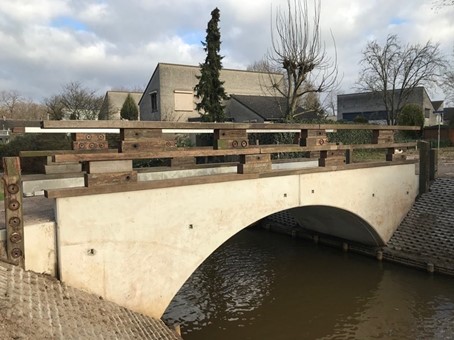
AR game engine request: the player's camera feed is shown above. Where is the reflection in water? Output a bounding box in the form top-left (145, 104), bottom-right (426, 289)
top-left (163, 229), bottom-right (454, 339)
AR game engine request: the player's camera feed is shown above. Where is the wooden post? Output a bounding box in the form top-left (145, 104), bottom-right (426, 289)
top-left (429, 149), bottom-right (438, 181)
top-left (319, 150), bottom-right (346, 167)
top-left (237, 154), bottom-right (271, 174)
top-left (3, 157), bottom-right (25, 267)
top-left (418, 141), bottom-right (430, 195)
top-left (72, 133), bottom-right (108, 150)
top-left (213, 129), bottom-right (248, 149)
top-left (372, 130), bottom-right (394, 144)
top-left (299, 129), bottom-right (328, 147)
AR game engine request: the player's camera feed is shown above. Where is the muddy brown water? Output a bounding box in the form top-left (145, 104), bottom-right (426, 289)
top-left (163, 228), bottom-right (454, 340)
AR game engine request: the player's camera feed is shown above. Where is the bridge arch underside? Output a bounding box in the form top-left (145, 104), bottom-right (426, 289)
top-left (288, 205), bottom-right (384, 246)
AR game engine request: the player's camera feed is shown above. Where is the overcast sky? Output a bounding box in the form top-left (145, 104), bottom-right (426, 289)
top-left (0, 0), bottom-right (453, 104)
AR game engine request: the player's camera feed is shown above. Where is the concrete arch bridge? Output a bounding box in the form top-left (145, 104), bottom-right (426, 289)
top-left (2, 121), bottom-right (431, 319)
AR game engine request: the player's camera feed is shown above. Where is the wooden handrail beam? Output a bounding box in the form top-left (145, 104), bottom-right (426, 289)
top-left (44, 159), bottom-right (417, 199)
top-left (41, 120), bottom-right (421, 131)
top-left (50, 142), bottom-right (417, 163)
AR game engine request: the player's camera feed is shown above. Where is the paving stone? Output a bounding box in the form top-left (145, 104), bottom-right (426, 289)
top-left (0, 261), bottom-right (181, 340)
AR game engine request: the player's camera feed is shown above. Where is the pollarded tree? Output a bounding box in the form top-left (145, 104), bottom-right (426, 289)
top-left (120, 93), bottom-right (139, 120)
top-left (267, 0), bottom-right (338, 121)
top-left (194, 7), bottom-right (228, 122)
top-left (358, 34), bottom-right (446, 125)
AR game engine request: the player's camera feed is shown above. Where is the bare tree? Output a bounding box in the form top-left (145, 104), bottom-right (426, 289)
top-left (0, 90), bottom-right (21, 117)
top-left (44, 95), bottom-right (66, 120)
top-left (43, 82), bottom-right (103, 120)
top-left (0, 90), bottom-right (46, 120)
top-left (358, 34), bottom-right (446, 125)
top-left (267, 0), bottom-right (338, 121)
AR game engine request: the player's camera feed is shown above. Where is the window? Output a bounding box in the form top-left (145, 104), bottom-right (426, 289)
top-left (150, 92), bottom-right (158, 112)
top-left (174, 90), bottom-right (194, 111)
top-left (424, 108), bottom-right (430, 119)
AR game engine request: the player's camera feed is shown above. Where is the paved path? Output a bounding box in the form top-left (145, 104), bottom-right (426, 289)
top-left (0, 261), bottom-right (181, 339)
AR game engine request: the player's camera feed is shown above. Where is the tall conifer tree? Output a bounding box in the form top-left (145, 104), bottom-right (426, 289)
top-left (194, 7), bottom-right (228, 122)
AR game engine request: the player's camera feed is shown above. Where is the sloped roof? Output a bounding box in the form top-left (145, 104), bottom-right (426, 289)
top-left (432, 100), bottom-right (444, 111)
top-left (228, 95), bottom-right (286, 121)
top-left (228, 94), bottom-right (319, 121)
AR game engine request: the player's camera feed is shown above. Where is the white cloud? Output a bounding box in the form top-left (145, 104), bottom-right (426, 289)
top-left (0, 0), bottom-right (452, 102)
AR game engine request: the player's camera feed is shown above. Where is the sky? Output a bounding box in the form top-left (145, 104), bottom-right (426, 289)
top-left (0, 0), bottom-right (453, 104)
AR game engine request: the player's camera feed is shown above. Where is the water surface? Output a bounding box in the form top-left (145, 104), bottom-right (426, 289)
top-left (163, 229), bottom-right (454, 339)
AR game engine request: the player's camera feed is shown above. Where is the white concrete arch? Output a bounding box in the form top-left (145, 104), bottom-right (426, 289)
top-left (54, 163), bottom-right (418, 318)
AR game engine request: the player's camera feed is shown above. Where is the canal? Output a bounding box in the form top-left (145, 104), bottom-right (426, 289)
top-left (163, 228), bottom-right (454, 339)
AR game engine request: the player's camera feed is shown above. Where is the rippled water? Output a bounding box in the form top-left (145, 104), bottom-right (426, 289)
top-left (163, 228), bottom-right (454, 339)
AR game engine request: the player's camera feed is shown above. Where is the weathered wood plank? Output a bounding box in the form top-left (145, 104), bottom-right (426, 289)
top-left (72, 133), bottom-right (107, 142)
top-left (320, 150), bottom-right (346, 158)
top-left (72, 141), bottom-right (108, 150)
top-left (214, 129), bottom-right (247, 139)
top-left (19, 149), bottom-right (119, 157)
top-left (46, 172), bottom-right (259, 198)
top-left (214, 139), bottom-right (249, 149)
top-left (240, 154), bottom-right (271, 164)
top-left (41, 120), bottom-right (422, 131)
top-left (120, 140), bottom-right (177, 152)
top-left (45, 163), bottom-right (82, 174)
top-left (3, 157), bottom-right (24, 268)
top-left (121, 129), bottom-right (163, 140)
top-left (53, 147), bottom-right (262, 163)
top-left (84, 171), bottom-right (137, 187)
top-left (386, 153), bottom-right (407, 161)
top-left (170, 157), bottom-right (196, 167)
top-left (319, 157), bottom-right (347, 167)
top-left (300, 137), bottom-right (329, 147)
top-left (87, 160), bottom-right (133, 174)
top-left (351, 142), bottom-right (416, 150)
top-left (300, 129), bottom-right (326, 138)
top-left (44, 159), bottom-right (418, 198)
top-left (372, 130), bottom-right (394, 144)
top-left (238, 162), bottom-right (272, 174)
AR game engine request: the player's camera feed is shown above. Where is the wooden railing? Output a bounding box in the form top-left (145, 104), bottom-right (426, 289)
top-left (3, 121), bottom-right (422, 267)
top-left (20, 120), bottom-right (420, 180)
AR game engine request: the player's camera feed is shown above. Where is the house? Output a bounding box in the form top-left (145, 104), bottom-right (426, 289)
top-left (337, 87), bottom-right (443, 126)
top-left (99, 91), bottom-right (142, 120)
top-left (138, 63), bottom-right (284, 122)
